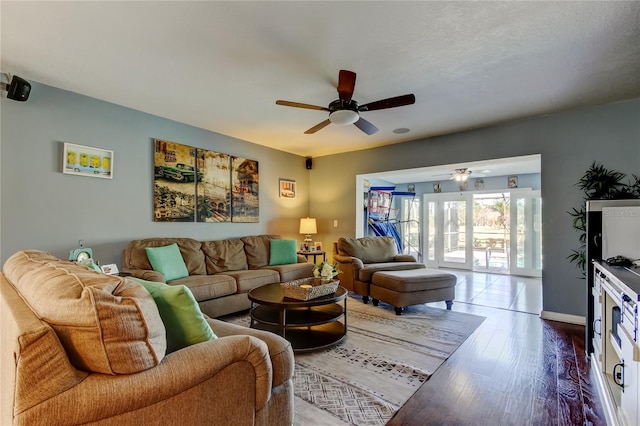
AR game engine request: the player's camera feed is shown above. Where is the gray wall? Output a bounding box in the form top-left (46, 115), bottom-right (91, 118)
top-left (0, 83), bottom-right (310, 266)
top-left (310, 99), bottom-right (640, 317)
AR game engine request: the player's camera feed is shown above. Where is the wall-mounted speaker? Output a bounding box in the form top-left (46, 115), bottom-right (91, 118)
top-left (305, 157), bottom-right (313, 170)
top-left (4, 75), bottom-right (31, 102)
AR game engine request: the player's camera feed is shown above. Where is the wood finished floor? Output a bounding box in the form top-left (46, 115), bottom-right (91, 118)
top-left (384, 271), bottom-right (606, 426)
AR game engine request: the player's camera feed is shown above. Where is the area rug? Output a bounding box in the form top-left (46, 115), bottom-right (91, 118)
top-left (225, 297), bottom-right (484, 425)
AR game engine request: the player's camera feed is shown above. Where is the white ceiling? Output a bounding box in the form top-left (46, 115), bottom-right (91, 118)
top-left (2, 1), bottom-right (639, 162)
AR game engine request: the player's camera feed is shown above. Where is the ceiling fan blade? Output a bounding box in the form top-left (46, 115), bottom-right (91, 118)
top-left (276, 100), bottom-right (329, 111)
top-left (304, 119), bottom-right (331, 134)
top-left (337, 70), bottom-right (356, 103)
top-left (359, 94), bottom-right (416, 111)
top-left (353, 117), bottom-right (378, 135)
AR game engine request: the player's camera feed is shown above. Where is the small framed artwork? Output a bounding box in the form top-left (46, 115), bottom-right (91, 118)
top-left (314, 242), bottom-right (323, 252)
top-left (309, 245), bottom-right (317, 252)
top-left (300, 242), bottom-right (310, 252)
top-left (408, 184), bottom-right (416, 193)
top-left (279, 178), bottom-right (296, 198)
top-left (508, 176), bottom-right (518, 188)
top-left (433, 183), bottom-right (442, 193)
top-left (63, 142), bottom-right (113, 179)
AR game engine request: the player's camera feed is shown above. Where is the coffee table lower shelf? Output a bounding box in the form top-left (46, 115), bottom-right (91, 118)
top-left (251, 320), bottom-right (346, 352)
top-left (247, 284), bottom-right (348, 353)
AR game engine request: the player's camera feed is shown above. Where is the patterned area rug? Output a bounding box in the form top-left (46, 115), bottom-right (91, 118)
top-left (225, 297), bottom-right (484, 425)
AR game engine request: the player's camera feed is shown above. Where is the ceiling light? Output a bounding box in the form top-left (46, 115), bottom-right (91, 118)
top-left (453, 168), bottom-right (470, 181)
top-left (329, 109), bottom-right (359, 125)
top-left (393, 128), bottom-right (410, 134)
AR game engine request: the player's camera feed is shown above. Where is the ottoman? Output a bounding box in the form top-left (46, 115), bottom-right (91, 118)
top-left (370, 269), bottom-right (456, 315)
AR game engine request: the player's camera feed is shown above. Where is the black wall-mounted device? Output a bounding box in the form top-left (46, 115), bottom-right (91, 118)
top-left (305, 157), bottom-right (313, 170)
top-left (3, 75), bottom-right (31, 102)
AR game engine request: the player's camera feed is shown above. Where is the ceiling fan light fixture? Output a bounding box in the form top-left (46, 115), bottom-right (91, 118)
top-left (329, 109), bottom-right (359, 125)
top-left (453, 168), bottom-right (470, 181)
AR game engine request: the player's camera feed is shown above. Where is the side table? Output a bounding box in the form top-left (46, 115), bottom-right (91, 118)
top-left (297, 250), bottom-right (326, 263)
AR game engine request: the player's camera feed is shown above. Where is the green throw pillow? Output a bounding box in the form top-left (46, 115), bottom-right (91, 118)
top-left (269, 239), bottom-right (297, 265)
top-left (132, 278), bottom-right (217, 353)
top-left (145, 243), bottom-right (189, 281)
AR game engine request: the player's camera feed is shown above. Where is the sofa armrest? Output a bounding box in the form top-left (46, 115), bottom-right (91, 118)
top-left (208, 319), bottom-right (294, 388)
top-left (20, 335), bottom-right (272, 425)
top-left (394, 254), bottom-right (417, 262)
top-left (121, 267), bottom-right (166, 283)
top-left (334, 254), bottom-right (364, 291)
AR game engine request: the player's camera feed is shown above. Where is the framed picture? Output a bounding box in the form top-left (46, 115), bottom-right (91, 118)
top-left (279, 178), bottom-right (296, 198)
top-left (309, 245), bottom-right (317, 252)
top-left (433, 182), bottom-right (442, 193)
top-left (300, 243), bottom-right (310, 252)
top-left (314, 242), bottom-right (323, 252)
top-left (508, 176), bottom-right (518, 188)
top-left (63, 143), bottom-right (113, 179)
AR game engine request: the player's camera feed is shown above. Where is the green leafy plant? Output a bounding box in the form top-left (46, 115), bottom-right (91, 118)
top-left (568, 162), bottom-right (640, 277)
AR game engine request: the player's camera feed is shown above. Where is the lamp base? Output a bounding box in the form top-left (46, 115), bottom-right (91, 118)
top-left (304, 235), bottom-right (313, 243)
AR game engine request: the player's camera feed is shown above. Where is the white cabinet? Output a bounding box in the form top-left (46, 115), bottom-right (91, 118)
top-left (591, 262), bottom-right (640, 426)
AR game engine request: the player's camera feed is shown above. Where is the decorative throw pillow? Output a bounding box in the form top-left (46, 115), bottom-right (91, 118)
top-left (145, 243), bottom-right (189, 281)
top-left (2, 250), bottom-right (167, 375)
top-left (269, 239), bottom-right (298, 265)
top-left (133, 278), bottom-right (217, 353)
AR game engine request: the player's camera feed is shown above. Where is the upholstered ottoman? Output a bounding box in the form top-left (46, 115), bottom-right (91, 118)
top-left (370, 269), bottom-right (457, 315)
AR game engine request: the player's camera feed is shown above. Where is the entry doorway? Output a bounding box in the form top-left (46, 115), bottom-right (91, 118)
top-left (423, 189), bottom-right (541, 277)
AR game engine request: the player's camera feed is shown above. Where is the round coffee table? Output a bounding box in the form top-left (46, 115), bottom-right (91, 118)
top-left (247, 283), bottom-right (347, 352)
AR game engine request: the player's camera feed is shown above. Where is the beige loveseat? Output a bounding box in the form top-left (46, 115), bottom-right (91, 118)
top-left (1, 250), bottom-right (294, 425)
top-left (333, 236), bottom-right (425, 303)
top-left (122, 235), bottom-right (313, 318)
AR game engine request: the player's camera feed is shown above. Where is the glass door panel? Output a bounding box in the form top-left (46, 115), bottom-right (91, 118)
top-left (442, 200), bottom-right (468, 267)
top-left (511, 192), bottom-right (542, 277)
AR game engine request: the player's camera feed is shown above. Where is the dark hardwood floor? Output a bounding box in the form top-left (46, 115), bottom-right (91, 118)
top-left (387, 303), bottom-right (606, 426)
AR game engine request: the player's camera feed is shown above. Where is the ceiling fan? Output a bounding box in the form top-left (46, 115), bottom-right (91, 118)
top-left (275, 69), bottom-right (415, 135)
top-left (434, 168), bottom-right (475, 181)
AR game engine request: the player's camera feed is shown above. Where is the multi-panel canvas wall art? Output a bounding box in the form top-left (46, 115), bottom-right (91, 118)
top-left (153, 139), bottom-right (258, 223)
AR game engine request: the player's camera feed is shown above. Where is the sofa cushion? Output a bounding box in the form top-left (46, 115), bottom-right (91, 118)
top-left (169, 274), bottom-right (237, 301)
top-left (133, 278), bottom-right (217, 353)
top-left (264, 262), bottom-right (315, 283)
top-left (337, 236), bottom-right (398, 263)
top-left (358, 262), bottom-right (426, 282)
top-left (124, 238), bottom-right (206, 276)
top-left (269, 239), bottom-right (297, 266)
top-left (241, 235), bottom-right (280, 269)
top-left (145, 243), bottom-right (190, 281)
top-left (222, 269), bottom-right (280, 293)
top-left (201, 239), bottom-right (248, 274)
top-left (2, 250), bottom-right (166, 375)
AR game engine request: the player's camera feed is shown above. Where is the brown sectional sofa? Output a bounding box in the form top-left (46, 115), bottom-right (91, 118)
top-left (122, 235), bottom-right (314, 318)
top-left (1, 250), bottom-right (294, 425)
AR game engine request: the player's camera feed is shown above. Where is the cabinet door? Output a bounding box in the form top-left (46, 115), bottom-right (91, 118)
top-left (619, 326), bottom-right (638, 425)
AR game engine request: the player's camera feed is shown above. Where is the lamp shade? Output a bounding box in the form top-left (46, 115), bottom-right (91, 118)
top-left (299, 217), bottom-right (317, 235)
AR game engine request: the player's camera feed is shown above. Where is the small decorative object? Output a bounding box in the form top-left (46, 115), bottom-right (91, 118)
top-left (63, 142), bottom-right (113, 179)
top-left (408, 183), bottom-right (415, 192)
top-left (508, 176), bottom-right (518, 188)
top-left (100, 264), bottom-right (119, 275)
top-left (313, 261), bottom-right (340, 283)
top-left (474, 178), bottom-right (485, 190)
top-left (281, 277), bottom-right (339, 300)
top-left (314, 241), bottom-right (323, 252)
top-left (434, 183), bottom-right (442, 193)
top-left (69, 240), bottom-right (93, 263)
top-left (279, 178), bottom-right (296, 198)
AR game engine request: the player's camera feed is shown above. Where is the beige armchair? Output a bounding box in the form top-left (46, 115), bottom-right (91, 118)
top-left (333, 236), bottom-right (425, 303)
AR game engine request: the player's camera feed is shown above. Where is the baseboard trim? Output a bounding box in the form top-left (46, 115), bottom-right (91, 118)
top-left (539, 310), bottom-right (585, 325)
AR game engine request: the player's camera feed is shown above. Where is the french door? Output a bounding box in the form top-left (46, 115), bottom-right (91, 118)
top-left (423, 190), bottom-right (541, 277)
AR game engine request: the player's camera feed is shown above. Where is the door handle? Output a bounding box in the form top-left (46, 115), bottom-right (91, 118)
top-left (593, 318), bottom-right (602, 336)
top-left (613, 361), bottom-right (625, 389)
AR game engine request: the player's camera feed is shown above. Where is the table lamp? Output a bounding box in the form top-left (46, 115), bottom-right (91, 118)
top-left (299, 217), bottom-right (317, 244)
